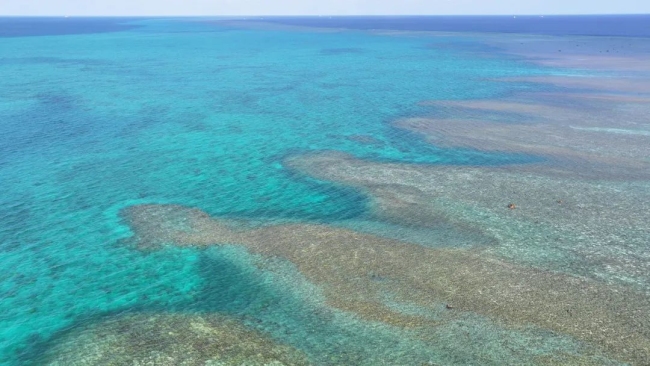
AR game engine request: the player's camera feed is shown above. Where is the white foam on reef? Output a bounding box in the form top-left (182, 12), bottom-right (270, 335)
top-left (571, 126), bottom-right (650, 136)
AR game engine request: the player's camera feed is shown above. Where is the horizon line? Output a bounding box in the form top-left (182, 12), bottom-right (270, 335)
top-left (1, 13), bottom-right (650, 17)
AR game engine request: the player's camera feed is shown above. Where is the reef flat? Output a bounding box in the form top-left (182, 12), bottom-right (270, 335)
top-left (399, 92), bottom-right (650, 179)
top-left (288, 153), bottom-right (650, 290)
top-left (37, 313), bottom-right (310, 366)
top-left (123, 203), bottom-right (649, 365)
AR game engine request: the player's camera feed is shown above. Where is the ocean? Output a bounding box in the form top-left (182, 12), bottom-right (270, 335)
top-left (0, 16), bottom-right (649, 365)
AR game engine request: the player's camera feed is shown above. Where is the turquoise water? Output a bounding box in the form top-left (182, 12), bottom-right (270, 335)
top-left (0, 18), bottom-right (583, 364)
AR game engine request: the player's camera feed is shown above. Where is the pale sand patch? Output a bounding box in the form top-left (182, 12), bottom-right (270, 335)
top-left (39, 313), bottom-right (310, 366)
top-left (124, 203), bottom-right (650, 365)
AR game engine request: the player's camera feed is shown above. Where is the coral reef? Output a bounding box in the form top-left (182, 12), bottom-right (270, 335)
top-left (115, 41), bottom-right (650, 366)
top-left (40, 313), bottom-right (310, 366)
top-left (123, 203), bottom-right (650, 365)
top-left (400, 93), bottom-right (650, 180)
top-left (289, 152), bottom-right (650, 290)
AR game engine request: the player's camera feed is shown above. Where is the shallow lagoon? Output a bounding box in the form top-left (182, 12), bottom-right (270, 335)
top-left (1, 17), bottom-right (649, 365)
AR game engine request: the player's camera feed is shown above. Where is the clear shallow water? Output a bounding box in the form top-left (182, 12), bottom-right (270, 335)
top-left (0, 17), bottom-right (644, 365)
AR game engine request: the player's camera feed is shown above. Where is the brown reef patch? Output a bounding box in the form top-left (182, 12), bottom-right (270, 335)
top-left (40, 313), bottom-right (310, 366)
top-left (480, 33), bottom-right (650, 73)
top-left (123, 203), bottom-right (650, 365)
top-left (406, 90), bottom-right (650, 180)
top-left (288, 152), bottom-right (650, 289)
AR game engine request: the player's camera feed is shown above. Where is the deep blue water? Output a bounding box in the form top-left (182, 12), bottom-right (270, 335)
top-left (242, 15), bottom-right (650, 37)
top-left (3, 15), bottom-right (650, 38)
top-left (0, 16), bottom-right (644, 365)
top-left (0, 17), bottom-right (142, 37)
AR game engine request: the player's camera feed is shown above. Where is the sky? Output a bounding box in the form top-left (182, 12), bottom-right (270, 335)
top-left (1, 0), bottom-right (649, 16)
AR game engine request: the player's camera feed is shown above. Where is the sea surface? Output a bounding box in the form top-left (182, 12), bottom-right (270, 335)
top-left (253, 14), bottom-right (650, 37)
top-left (0, 16), bottom-right (649, 365)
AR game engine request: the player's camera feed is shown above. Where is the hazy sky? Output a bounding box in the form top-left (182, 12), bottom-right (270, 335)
top-left (2, 0), bottom-right (649, 16)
